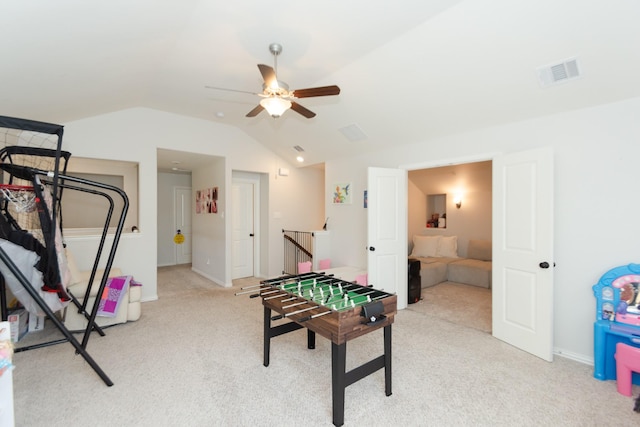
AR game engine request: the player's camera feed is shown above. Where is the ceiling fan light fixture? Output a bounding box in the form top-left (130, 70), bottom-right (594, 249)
top-left (260, 96), bottom-right (291, 118)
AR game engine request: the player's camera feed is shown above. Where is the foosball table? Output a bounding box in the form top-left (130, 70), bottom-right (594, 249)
top-left (240, 272), bottom-right (397, 426)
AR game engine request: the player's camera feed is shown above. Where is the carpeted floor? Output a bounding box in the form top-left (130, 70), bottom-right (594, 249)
top-left (9, 265), bottom-right (640, 426)
top-left (409, 281), bottom-right (492, 333)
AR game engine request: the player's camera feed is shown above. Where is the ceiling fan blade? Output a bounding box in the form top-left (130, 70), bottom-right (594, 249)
top-left (292, 85), bottom-right (340, 98)
top-left (205, 85), bottom-right (260, 96)
top-left (246, 104), bottom-right (264, 117)
top-left (257, 64), bottom-right (278, 89)
top-left (290, 102), bottom-right (316, 119)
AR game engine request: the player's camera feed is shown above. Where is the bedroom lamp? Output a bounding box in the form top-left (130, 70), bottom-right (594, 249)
top-left (454, 195), bottom-right (462, 209)
top-left (260, 96), bottom-right (291, 118)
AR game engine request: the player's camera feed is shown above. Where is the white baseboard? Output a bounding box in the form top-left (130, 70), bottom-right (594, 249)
top-left (191, 267), bottom-right (229, 288)
top-left (554, 347), bottom-right (593, 366)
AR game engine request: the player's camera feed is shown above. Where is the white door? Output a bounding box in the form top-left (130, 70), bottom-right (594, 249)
top-left (174, 186), bottom-right (192, 264)
top-left (232, 181), bottom-right (255, 279)
top-left (367, 167), bottom-right (408, 310)
top-left (492, 147), bottom-right (554, 361)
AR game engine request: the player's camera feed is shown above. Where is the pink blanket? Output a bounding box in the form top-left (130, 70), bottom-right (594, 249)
top-left (97, 276), bottom-right (131, 317)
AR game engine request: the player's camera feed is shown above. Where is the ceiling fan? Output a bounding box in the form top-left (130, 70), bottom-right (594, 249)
top-left (206, 43), bottom-right (340, 119)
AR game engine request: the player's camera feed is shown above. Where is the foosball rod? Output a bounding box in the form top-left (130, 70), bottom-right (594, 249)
top-left (248, 280), bottom-right (315, 298)
top-left (281, 300), bottom-right (311, 310)
top-left (262, 292), bottom-right (291, 301)
top-left (249, 289), bottom-right (282, 298)
top-left (298, 309), bottom-right (333, 322)
top-left (234, 286), bottom-right (270, 296)
top-left (271, 304), bottom-right (323, 321)
top-left (260, 272), bottom-right (321, 286)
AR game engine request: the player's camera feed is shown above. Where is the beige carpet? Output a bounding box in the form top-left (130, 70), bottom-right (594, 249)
top-left (409, 281), bottom-right (492, 333)
top-left (9, 265), bottom-right (640, 426)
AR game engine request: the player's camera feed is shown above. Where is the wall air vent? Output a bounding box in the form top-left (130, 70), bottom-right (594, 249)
top-left (537, 57), bottom-right (581, 87)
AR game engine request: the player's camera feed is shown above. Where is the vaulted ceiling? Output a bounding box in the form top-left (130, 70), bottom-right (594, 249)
top-left (2, 1), bottom-right (639, 168)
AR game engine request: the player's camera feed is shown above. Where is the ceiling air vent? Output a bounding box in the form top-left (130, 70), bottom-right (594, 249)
top-left (339, 123), bottom-right (367, 142)
top-left (537, 57), bottom-right (581, 87)
top-left (292, 145), bottom-right (305, 152)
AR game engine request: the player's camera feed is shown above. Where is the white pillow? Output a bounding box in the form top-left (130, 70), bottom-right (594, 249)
top-left (437, 236), bottom-right (458, 258)
top-left (410, 235), bottom-right (441, 257)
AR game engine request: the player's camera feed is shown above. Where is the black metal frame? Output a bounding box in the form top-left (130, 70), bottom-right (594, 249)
top-left (0, 115), bottom-right (129, 386)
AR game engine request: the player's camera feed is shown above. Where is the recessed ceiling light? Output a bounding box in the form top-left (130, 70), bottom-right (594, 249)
top-left (296, 156), bottom-right (304, 163)
top-left (171, 161), bottom-right (181, 165)
top-left (216, 112), bottom-right (225, 118)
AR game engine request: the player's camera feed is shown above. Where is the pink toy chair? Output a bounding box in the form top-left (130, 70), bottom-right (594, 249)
top-left (318, 259), bottom-right (331, 270)
top-left (297, 261), bottom-right (312, 274)
top-left (614, 342), bottom-right (640, 396)
top-left (354, 273), bottom-right (368, 286)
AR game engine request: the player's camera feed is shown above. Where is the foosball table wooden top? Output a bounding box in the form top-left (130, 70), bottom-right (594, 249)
top-left (260, 273), bottom-right (397, 345)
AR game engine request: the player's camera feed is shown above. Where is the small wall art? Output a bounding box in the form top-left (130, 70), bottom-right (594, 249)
top-left (196, 186), bottom-right (218, 214)
top-left (332, 182), bottom-right (352, 204)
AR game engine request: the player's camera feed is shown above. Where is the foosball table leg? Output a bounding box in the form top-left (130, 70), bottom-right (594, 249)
top-left (384, 324), bottom-right (392, 396)
top-left (263, 307), bottom-right (271, 367)
top-left (307, 329), bottom-right (316, 349)
top-left (331, 342), bottom-right (347, 427)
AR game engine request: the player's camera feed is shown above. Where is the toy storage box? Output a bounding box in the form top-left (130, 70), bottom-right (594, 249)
top-left (8, 309), bottom-right (28, 343)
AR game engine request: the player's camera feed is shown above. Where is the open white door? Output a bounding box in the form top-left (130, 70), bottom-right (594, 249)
top-left (231, 180), bottom-right (255, 279)
top-left (367, 167), bottom-right (408, 310)
top-left (174, 187), bottom-right (192, 264)
top-left (492, 147), bottom-right (554, 361)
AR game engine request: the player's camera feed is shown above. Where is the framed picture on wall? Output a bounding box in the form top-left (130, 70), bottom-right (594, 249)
top-left (332, 183), bottom-right (352, 204)
top-left (196, 186), bottom-right (219, 213)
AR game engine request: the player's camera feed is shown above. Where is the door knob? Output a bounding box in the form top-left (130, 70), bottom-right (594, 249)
top-left (369, 246), bottom-right (376, 251)
top-left (249, 233), bottom-right (254, 237)
top-left (539, 262), bottom-right (550, 269)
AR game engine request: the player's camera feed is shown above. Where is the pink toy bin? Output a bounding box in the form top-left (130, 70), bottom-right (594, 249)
top-left (614, 342), bottom-right (640, 396)
top-left (297, 261), bottom-right (312, 274)
top-left (318, 259), bottom-right (331, 270)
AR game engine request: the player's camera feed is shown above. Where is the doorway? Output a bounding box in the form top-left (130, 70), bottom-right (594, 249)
top-left (403, 148), bottom-right (554, 361)
top-left (174, 186), bottom-right (192, 265)
top-left (231, 172), bottom-right (261, 279)
top-left (406, 161), bottom-right (493, 332)
top-left (157, 170), bottom-right (192, 267)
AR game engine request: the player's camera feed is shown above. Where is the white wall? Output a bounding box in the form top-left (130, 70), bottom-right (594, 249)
top-left (63, 107), bottom-right (324, 300)
top-left (191, 157), bottom-right (226, 283)
top-left (325, 95), bottom-right (640, 363)
top-left (407, 179), bottom-right (427, 248)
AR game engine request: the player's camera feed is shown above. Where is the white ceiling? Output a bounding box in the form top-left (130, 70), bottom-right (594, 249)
top-left (2, 1), bottom-right (639, 169)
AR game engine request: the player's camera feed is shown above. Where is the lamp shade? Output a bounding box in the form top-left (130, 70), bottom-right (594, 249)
top-left (260, 96), bottom-right (292, 118)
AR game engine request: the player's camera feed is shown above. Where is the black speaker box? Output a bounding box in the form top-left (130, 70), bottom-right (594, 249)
top-left (408, 258), bottom-right (421, 304)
